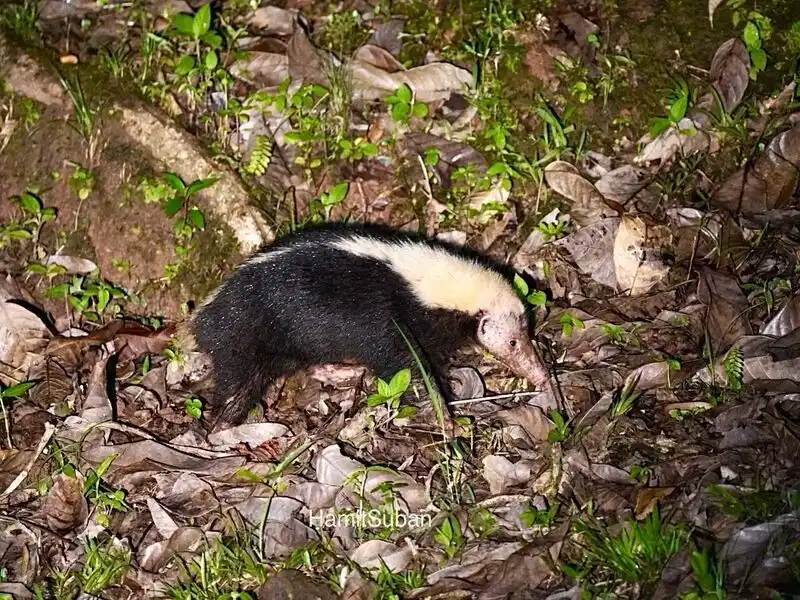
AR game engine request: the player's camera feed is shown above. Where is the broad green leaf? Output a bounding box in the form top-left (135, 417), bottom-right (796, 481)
top-left (18, 192), bottom-right (42, 214)
top-left (411, 102), bottom-right (428, 118)
top-left (327, 182), bottom-right (349, 205)
top-left (47, 283), bottom-right (69, 298)
top-left (26, 263), bottom-right (48, 275)
top-left (743, 21), bottom-right (760, 48)
top-left (395, 83), bottom-right (412, 103)
top-left (750, 47), bottom-right (767, 71)
top-left (377, 378), bottom-right (391, 398)
top-left (527, 290), bottom-right (547, 307)
top-left (163, 172), bottom-right (185, 193)
top-left (192, 3), bottom-right (211, 38)
top-left (174, 54), bottom-right (195, 75)
top-left (391, 102), bottom-right (409, 122)
top-left (163, 195), bottom-right (183, 217)
top-left (395, 405), bottom-right (418, 419)
top-left (668, 94), bottom-right (688, 122)
top-left (172, 12), bottom-right (195, 36)
top-left (389, 369), bottom-right (411, 395)
top-left (186, 176), bottom-right (218, 196)
top-left (203, 50), bottom-right (218, 71)
top-left (2, 381), bottom-right (36, 398)
top-left (366, 393), bottom-right (384, 407)
top-left (487, 162), bottom-right (508, 177)
top-left (360, 142), bottom-right (378, 157)
top-left (96, 287), bottom-right (110, 312)
top-left (7, 229), bottom-right (32, 239)
top-left (187, 208), bottom-right (205, 230)
top-left (513, 274), bottom-right (529, 296)
top-left (201, 31), bottom-right (222, 49)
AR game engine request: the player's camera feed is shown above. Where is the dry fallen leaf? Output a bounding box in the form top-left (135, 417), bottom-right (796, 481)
top-left (697, 268), bottom-right (753, 355)
top-left (42, 473), bottom-right (88, 533)
top-left (613, 215), bottom-right (671, 296)
top-left (245, 5), bottom-right (295, 36)
top-left (712, 123), bottom-right (800, 215)
top-left (544, 161), bottom-right (617, 225)
top-left (556, 217), bottom-right (621, 289)
top-left (594, 165), bottom-right (658, 209)
top-left (482, 455), bottom-right (531, 494)
top-left (230, 52), bottom-right (289, 88)
top-left (707, 38), bottom-right (750, 113)
top-left (0, 288), bottom-right (52, 385)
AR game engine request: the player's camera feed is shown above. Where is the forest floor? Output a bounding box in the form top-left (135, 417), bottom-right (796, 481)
top-left (0, 0), bottom-right (799, 598)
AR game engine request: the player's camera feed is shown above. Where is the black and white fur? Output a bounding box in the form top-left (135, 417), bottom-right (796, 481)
top-left (191, 223), bottom-right (548, 424)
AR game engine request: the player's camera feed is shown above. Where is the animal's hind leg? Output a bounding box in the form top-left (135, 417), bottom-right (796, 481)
top-left (210, 354), bottom-right (299, 427)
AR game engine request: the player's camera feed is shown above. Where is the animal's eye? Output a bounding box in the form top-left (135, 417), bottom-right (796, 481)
top-left (510, 339), bottom-right (518, 347)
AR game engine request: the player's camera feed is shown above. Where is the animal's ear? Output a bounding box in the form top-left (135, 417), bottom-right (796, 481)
top-left (478, 312), bottom-right (490, 335)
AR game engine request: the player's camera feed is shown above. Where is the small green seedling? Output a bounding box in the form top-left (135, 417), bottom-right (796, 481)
top-left (366, 368), bottom-right (416, 420)
top-left (610, 377), bottom-right (642, 419)
top-left (628, 464), bottom-right (651, 485)
top-left (513, 274), bottom-right (547, 308)
top-left (722, 346), bottom-right (744, 393)
top-left (520, 501), bottom-right (558, 528)
top-left (338, 136), bottom-right (378, 161)
top-left (422, 146), bottom-right (440, 166)
top-left (547, 408), bottom-right (570, 442)
top-left (170, 3), bottom-right (222, 74)
top-left (742, 14), bottom-right (770, 80)
top-left (83, 454), bottom-right (130, 527)
top-left (433, 513), bottom-right (464, 559)
top-left (678, 546), bottom-right (726, 600)
top-left (469, 507), bottom-right (498, 538)
top-left (650, 78), bottom-right (692, 138)
top-left (0, 191), bottom-right (56, 250)
top-left (311, 181), bottom-right (349, 221)
top-left (537, 219), bottom-right (569, 240)
top-left (47, 275), bottom-right (127, 322)
top-left (559, 313), bottom-right (584, 337)
top-left (185, 396), bottom-right (203, 419)
top-left (162, 172), bottom-right (215, 250)
top-left (67, 164), bottom-right (94, 201)
top-left (385, 83), bottom-right (428, 124)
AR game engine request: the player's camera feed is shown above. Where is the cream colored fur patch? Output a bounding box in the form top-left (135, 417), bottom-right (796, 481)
top-left (329, 235), bottom-right (523, 316)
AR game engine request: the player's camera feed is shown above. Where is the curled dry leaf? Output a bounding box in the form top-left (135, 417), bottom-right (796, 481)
top-left (27, 357), bottom-right (73, 410)
top-left (43, 255), bottom-right (97, 275)
top-left (707, 38), bottom-right (750, 113)
top-left (0, 293), bottom-right (51, 385)
top-left (315, 444), bottom-right (364, 487)
top-left (82, 356), bottom-right (113, 423)
top-left (448, 366), bottom-right (485, 400)
top-left (287, 24), bottom-right (328, 86)
top-left (594, 165), bottom-right (658, 209)
top-left (349, 540), bottom-right (413, 572)
top-left (482, 455), bottom-right (531, 494)
top-left (207, 423), bottom-right (291, 449)
top-left (762, 293), bottom-right (800, 337)
top-left (613, 215), bottom-right (671, 296)
top-left (712, 123), bottom-right (800, 215)
top-left (0, 522), bottom-right (40, 584)
top-left (349, 44), bottom-right (473, 103)
top-left (697, 268), bottom-right (753, 354)
top-left (637, 118), bottom-right (712, 164)
top-left (555, 218), bottom-right (621, 289)
top-left (230, 52), bottom-right (289, 88)
top-left (146, 498), bottom-right (178, 538)
top-left (245, 5), bottom-right (296, 36)
top-left (496, 405), bottom-right (553, 445)
top-left (368, 17), bottom-right (406, 57)
top-left (42, 473), bottom-right (88, 533)
top-left (544, 161), bottom-right (617, 225)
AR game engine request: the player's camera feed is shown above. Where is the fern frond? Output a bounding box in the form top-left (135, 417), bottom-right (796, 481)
top-left (722, 347), bottom-right (744, 392)
top-left (244, 134), bottom-right (272, 176)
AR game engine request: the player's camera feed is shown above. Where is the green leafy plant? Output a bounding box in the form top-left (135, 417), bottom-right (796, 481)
top-left (39, 537), bottom-right (131, 599)
top-left (338, 136), bottom-right (378, 161)
top-left (610, 377), bottom-right (642, 419)
top-left (571, 509), bottom-right (687, 587)
top-left (537, 218), bottom-right (569, 240)
top-left (650, 78), bottom-right (692, 138)
top-left (385, 83), bottom-right (428, 124)
top-left (47, 274), bottom-right (128, 322)
top-left (679, 546), bottom-right (727, 600)
top-left (0, 191), bottom-right (56, 251)
top-left (243, 134), bottom-right (272, 176)
top-left (366, 368), bottom-right (416, 421)
top-left (547, 408), bottom-right (570, 442)
top-left (513, 274), bottom-right (547, 308)
top-left (433, 513), bottom-right (464, 559)
top-left (310, 181), bottom-right (349, 222)
top-left (520, 501), bottom-right (558, 528)
top-left (559, 313), bottom-right (585, 337)
top-left (628, 464), bottom-right (651, 485)
top-left (0, 0), bottom-right (39, 42)
top-left (742, 14), bottom-right (770, 80)
top-left (185, 397), bottom-right (203, 420)
top-left (469, 507), bottom-right (498, 538)
top-left (743, 277), bottom-right (790, 315)
top-left (721, 347), bottom-right (744, 393)
top-left (83, 454), bottom-right (130, 527)
top-left (67, 164), bottom-right (95, 201)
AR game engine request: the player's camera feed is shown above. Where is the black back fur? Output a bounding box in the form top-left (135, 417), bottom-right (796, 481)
top-left (191, 223), bottom-right (510, 424)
